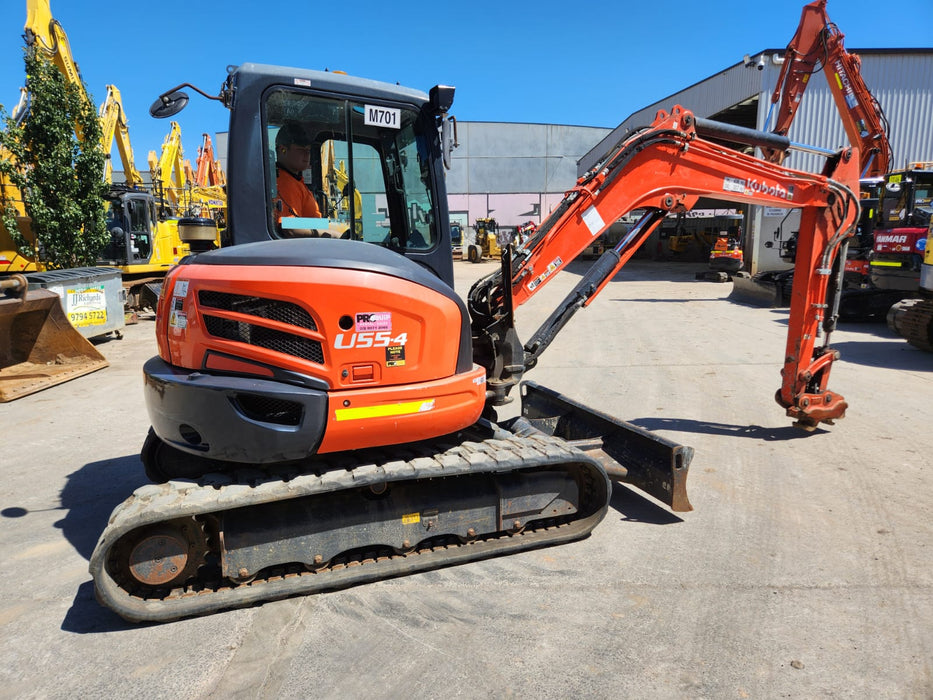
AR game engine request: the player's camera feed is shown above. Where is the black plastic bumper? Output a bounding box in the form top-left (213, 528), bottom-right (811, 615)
top-left (143, 356), bottom-right (328, 463)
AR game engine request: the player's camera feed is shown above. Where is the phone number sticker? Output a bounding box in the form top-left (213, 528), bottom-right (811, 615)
top-left (66, 286), bottom-right (107, 327)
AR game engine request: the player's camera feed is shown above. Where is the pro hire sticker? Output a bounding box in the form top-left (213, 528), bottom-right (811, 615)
top-left (355, 312), bottom-right (391, 331)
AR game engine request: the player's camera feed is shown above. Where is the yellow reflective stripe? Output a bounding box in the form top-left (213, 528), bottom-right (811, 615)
top-left (869, 261), bottom-right (903, 267)
top-left (335, 399), bottom-right (436, 421)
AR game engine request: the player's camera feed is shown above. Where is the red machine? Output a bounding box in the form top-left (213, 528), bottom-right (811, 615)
top-left (869, 166), bottom-right (933, 291)
top-left (89, 57), bottom-right (860, 621)
top-left (193, 133), bottom-right (225, 188)
top-left (709, 234), bottom-right (744, 273)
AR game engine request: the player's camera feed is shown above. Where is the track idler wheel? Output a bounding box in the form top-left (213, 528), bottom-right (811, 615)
top-left (119, 518), bottom-right (207, 589)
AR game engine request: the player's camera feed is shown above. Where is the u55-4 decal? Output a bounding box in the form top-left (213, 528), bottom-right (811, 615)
top-left (334, 331), bottom-right (409, 349)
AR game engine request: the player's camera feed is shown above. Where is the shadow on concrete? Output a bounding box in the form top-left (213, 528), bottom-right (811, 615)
top-left (54, 453), bottom-right (147, 634)
top-left (56, 454), bottom-right (145, 561)
top-left (831, 339), bottom-right (933, 372)
top-left (62, 581), bottom-right (139, 634)
top-left (607, 297), bottom-right (728, 304)
top-left (628, 417), bottom-right (819, 441)
top-left (609, 483), bottom-right (684, 525)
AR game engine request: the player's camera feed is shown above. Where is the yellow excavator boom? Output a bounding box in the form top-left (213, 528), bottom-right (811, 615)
top-left (98, 85), bottom-right (144, 187)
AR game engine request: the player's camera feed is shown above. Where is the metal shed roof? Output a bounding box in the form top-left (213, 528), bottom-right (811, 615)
top-left (579, 49), bottom-right (933, 177)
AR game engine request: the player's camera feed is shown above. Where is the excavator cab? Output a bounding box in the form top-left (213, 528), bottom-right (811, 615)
top-left (214, 74), bottom-right (458, 285)
top-left (99, 190), bottom-right (156, 265)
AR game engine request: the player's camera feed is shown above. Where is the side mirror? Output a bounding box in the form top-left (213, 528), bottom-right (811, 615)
top-left (148, 82), bottom-right (225, 119)
top-left (441, 116), bottom-right (458, 170)
top-left (429, 85), bottom-right (455, 114)
top-left (150, 90), bottom-right (189, 119)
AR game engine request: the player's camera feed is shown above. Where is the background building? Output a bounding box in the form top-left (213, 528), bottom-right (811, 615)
top-left (444, 122), bottom-right (610, 238)
top-left (579, 49), bottom-right (933, 272)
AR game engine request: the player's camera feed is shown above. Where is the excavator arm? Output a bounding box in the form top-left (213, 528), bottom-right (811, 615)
top-left (470, 106), bottom-right (860, 429)
top-left (764, 0), bottom-right (890, 178)
top-left (98, 85), bottom-right (144, 187)
top-left (194, 133), bottom-right (225, 187)
top-left (147, 121), bottom-right (186, 214)
top-left (24, 0), bottom-right (84, 104)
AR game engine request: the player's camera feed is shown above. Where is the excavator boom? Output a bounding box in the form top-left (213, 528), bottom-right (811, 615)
top-left (23, 0), bottom-right (84, 105)
top-left (765, 0), bottom-right (890, 177)
top-left (470, 108), bottom-right (860, 429)
top-left (98, 85), bottom-right (144, 187)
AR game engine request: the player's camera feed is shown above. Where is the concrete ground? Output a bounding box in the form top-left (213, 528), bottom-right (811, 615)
top-left (1, 259), bottom-right (930, 699)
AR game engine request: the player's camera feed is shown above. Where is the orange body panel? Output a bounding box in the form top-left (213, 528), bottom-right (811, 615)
top-left (158, 264), bottom-right (464, 387)
top-left (154, 260), bottom-right (486, 452)
top-left (318, 367), bottom-right (486, 453)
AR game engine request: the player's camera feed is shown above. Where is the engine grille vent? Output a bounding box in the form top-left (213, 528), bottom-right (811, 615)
top-left (203, 316), bottom-right (324, 364)
top-left (231, 394), bottom-right (303, 426)
top-left (198, 291), bottom-right (317, 331)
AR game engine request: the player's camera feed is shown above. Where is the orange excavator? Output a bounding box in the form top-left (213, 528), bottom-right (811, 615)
top-left (88, 57), bottom-right (860, 622)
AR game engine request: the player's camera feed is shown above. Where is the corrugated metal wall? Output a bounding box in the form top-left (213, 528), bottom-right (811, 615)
top-left (574, 50), bottom-right (933, 273)
top-left (775, 53), bottom-right (933, 173)
top-left (445, 122), bottom-right (611, 229)
top-left (447, 122), bottom-right (611, 195)
top-left (580, 51), bottom-right (933, 176)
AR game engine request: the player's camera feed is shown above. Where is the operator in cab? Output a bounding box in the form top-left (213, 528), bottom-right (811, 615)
top-left (274, 122), bottom-right (322, 236)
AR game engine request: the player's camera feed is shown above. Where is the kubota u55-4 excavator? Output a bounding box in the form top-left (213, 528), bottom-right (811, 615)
top-left (89, 58), bottom-right (860, 621)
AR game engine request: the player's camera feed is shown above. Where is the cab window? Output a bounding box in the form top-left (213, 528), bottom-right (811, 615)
top-left (263, 89), bottom-right (437, 250)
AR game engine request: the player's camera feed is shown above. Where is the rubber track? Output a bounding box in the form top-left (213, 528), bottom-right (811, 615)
top-left (890, 298), bottom-right (933, 352)
top-left (90, 432), bottom-right (611, 623)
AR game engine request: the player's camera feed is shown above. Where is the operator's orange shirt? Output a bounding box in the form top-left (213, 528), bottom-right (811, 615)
top-left (276, 166), bottom-right (321, 220)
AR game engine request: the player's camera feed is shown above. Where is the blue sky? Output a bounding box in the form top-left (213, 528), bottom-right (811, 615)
top-left (1, 0), bottom-right (930, 170)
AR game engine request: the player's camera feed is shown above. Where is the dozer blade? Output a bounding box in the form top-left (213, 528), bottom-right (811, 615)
top-left (728, 271), bottom-right (785, 308)
top-left (517, 381), bottom-right (693, 512)
top-left (0, 287), bottom-right (108, 402)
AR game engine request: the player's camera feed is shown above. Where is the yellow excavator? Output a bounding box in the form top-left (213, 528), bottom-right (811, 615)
top-left (1, 0), bottom-right (221, 400)
top-left (322, 139), bottom-right (362, 236)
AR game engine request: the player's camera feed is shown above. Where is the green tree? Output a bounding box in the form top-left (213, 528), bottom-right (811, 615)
top-left (0, 46), bottom-right (107, 269)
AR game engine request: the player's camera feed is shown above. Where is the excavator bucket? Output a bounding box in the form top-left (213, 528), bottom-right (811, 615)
top-left (0, 277), bottom-right (108, 402)
top-left (518, 381), bottom-right (693, 512)
top-left (728, 270), bottom-right (790, 308)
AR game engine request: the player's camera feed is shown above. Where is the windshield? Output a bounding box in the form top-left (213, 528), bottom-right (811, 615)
top-left (882, 173), bottom-right (933, 225)
top-left (263, 88), bottom-right (437, 250)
